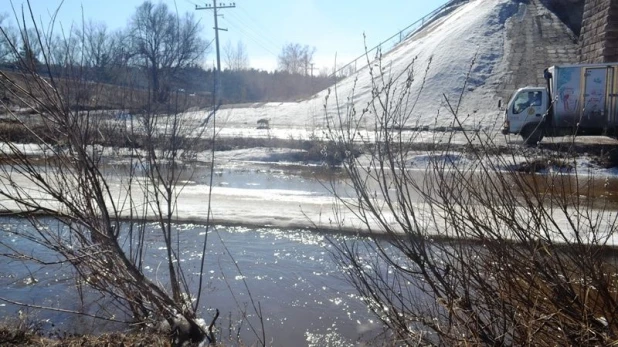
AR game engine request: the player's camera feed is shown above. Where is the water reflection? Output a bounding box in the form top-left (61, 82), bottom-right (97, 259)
top-left (0, 218), bottom-right (381, 346)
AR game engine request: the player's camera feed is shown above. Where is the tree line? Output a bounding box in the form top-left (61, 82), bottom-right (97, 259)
top-left (177, 65), bottom-right (337, 103)
top-left (0, 3), bottom-right (340, 105)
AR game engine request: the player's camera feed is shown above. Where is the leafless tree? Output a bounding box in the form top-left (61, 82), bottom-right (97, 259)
top-left (47, 25), bottom-right (84, 72)
top-left (277, 42), bottom-right (315, 75)
top-left (318, 66), bottom-right (330, 78)
top-left (0, 13), bottom-right (15, 64)
top-left (223, 39), bottom-right (249, 71)
top-left (128, 1), bottom-right (208, 103)
top-left (324, 54), bottom-right (618, 345)
top-left (16, 27), bottom-right (41, 70)
top-left (339, 64), bottom-right (357, 78)
top-left (78, 20), bottom-right (120, 81)
top-left (0, 4), bottom-right (217, 345)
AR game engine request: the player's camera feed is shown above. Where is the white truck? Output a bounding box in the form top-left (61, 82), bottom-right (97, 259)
top-left (501, 63), bottom-right (618, 145)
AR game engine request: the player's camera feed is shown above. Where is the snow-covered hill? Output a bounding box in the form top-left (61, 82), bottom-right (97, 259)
top-left (214, 0), bottom-right (577, 136)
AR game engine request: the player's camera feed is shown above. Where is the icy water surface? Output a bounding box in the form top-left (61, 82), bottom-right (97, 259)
top-left (0, 218), bottom-right (382, 346)
top-left (5, 154), bottom-right (618, 346)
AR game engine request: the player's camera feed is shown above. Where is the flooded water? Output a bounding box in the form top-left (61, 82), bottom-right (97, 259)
top-left (4, 158), bottom-right (618, 346)
top-left (0, 218), bottom-right (382, 346)
top-left (103, 159), bottom-right (352, 195)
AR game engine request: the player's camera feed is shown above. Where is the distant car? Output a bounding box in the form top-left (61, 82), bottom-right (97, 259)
top-left (257, 118), bottom-right (269, 129)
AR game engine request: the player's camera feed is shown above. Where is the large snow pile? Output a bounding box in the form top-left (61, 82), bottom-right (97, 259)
top-left (220, 0), bottom-right (519, 134)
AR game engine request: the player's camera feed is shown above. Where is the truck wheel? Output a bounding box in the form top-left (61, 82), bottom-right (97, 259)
top-left (521, 123), bottom-right (544, 145)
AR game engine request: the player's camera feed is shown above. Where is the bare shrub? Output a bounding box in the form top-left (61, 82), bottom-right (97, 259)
top-left (0, 3), bottom-right (219, 345)
top-left (324, 53), bottom-right (618, 345)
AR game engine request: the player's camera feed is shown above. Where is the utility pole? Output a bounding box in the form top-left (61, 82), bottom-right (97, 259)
top-left (196, 1), bottom-right (236, 106)
top-left (194, 2), bottom-right (235, 312)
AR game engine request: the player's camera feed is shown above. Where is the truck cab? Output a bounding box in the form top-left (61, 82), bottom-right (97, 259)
top-left (502, 87), bottom-right (549, 144)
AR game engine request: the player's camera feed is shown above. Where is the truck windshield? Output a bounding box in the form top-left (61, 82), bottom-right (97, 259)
top-left (513, 91), bottom-right (542, 114)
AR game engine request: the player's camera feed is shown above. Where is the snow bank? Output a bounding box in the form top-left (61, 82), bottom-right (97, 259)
top-left (219, 0), bottom-right (517, 134)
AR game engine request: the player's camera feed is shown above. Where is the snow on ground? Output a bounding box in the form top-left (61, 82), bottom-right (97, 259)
top-left (212, 0), bottom-right (516, 135)
top-left (0, 143), bottom-right (48, 156)
top-left (2, 0), bottom-right (618, 244)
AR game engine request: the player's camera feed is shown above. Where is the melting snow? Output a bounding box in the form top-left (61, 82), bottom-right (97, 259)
top-left (215, 0), bottom-right (516, 135)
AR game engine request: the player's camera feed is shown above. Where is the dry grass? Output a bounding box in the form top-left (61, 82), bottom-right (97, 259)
top-left (0, 70), bottom-right (211, 113)
top-left (0, 326), bottom-right (172, 347)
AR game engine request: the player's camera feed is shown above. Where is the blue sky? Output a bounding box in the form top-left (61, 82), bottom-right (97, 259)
top-left (1, 0), bottom-right (449, 71)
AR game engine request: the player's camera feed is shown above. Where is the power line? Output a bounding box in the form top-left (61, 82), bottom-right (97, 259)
top-left (232, 9), bottom-right (281, 50)
top-left (224, 12), bottom-right (279, 52)
top-left (184, 0), bottom-right (200, 7)
top-left (221, 15), bottom-right (279, 57)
